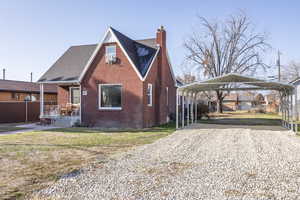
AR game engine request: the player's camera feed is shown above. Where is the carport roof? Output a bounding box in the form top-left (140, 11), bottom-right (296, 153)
top-left (178, 73), bottom-right (294, 92)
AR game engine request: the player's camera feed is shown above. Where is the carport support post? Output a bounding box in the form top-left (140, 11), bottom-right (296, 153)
top-left (284, 95), bottom-right (287, 128)
top-left (288, 93), bottom-right (291, 129)
top-left (187, 94), bottom-right (190, 126)
top-left (176, 89), bottom-right (179, 129)
top-left (182, 94), bottom-right (185, 128)
top-left (291, 93), bottom-right (294, 131)
top-left (278, 92), bottom-right (284, 127)
top-left (191, 93), bottom-right (194, 124)
top-left (195, 95), bottom-right (198, 123)
top-left (295, 88), bottom-right (298, 133)
top-left (40, 83), bottom-right (44, 118)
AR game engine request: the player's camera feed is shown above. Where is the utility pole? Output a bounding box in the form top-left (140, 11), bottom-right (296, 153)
top-left (277, 51), bottom-right (281, 82)
top-left (2, 68), bottom-right (5, 80)
top-left (30, 72), bottom-right (33, 82)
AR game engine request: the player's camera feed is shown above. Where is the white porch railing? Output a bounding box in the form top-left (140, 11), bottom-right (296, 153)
top-left (41, 104), bottom-right (80, 127)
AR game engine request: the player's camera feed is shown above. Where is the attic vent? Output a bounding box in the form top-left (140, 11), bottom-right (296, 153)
top-left (137, 47), bottom-right (149, 56)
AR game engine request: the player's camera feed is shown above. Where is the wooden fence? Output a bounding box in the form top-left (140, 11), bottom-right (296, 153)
top-left (0, 101), bottom-right (45, 123)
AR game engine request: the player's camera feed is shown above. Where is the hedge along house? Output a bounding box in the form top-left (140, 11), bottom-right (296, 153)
top-left (38, 26), bottom-right (177, 128)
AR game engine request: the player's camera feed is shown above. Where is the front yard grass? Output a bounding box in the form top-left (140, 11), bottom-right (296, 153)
top-left (201, 111), bottom-right (282, 126)
top-left (0, 123), bottom-right (175, 200)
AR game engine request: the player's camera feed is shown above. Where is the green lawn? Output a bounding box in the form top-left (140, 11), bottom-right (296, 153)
top-left (0, 123), bottom-right (175, 200)
top-left (199, 111), bottom-right (282, 126)
top-left (209, 111), bottom-right (281, 119)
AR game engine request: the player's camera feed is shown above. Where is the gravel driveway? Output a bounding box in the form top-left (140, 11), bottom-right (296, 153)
top-left (38, 124), bottom-right (300, 200)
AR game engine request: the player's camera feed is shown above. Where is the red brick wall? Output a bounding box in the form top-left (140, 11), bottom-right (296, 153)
top-left (81, 42), bottom-right (144, 128)
top-left (143, 58), bottom-right (159, 127)
top-left (80, 28), bottom-right (177, 128)
top-left (155, 28), bottom-right (177, 124)
top-left (57, 86), bottom-right (69, 107)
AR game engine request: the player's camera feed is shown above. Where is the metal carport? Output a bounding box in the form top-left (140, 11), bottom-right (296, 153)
top-left (176, 73), bottom-right (296, 132)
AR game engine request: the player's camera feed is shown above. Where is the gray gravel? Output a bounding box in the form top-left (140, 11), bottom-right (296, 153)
top-left (37, 125), bottom-right (300, 200)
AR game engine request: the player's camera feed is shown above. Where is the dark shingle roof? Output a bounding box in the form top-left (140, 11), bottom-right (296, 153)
top-left (38, 44), bottom-right (97, 82)
top-left (135, 38), bottom-right (157, 49)
top-left (39, 27), bottom-right (159, 83)
top-left (0, 79), bottom-right (57, 93)
top-left (110, 27), bottom-right (158, 77)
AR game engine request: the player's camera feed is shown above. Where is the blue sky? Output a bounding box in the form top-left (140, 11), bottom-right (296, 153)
top-left (0, 0), bottom-right (299, 81)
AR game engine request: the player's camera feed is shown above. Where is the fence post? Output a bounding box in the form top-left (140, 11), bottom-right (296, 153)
top-left (25, 101), bottom-right (28, 122)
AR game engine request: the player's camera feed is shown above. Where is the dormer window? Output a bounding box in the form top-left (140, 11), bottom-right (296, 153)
top-left (105, 45), bottom-right (117, 64)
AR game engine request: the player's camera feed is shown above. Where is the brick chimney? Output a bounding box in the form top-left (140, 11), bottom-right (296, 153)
top-left (156, 25), bottom-right (166, 49)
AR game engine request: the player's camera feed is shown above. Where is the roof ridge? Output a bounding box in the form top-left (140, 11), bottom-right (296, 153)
top-left (70, 44), bottom-right (97, 47)
top-left (0, 79), bottom-right (37, 84)
top-left (135, 38), bottom-right (156, 41)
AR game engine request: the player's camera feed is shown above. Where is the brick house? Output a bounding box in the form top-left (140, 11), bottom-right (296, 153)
top-left (38, 26), bottom-right (177, 128)
top-left (0, 79), bottom-right (57, 102)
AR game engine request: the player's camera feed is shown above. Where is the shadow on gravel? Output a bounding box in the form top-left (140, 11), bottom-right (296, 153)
top-left (185, 118), bottom-right (287, 131)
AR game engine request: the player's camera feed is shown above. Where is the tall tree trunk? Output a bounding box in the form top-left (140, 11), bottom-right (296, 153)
top-left (216, 99), bottom-right (223, 113)
top-left (216, 91), bottom-right (224, 113)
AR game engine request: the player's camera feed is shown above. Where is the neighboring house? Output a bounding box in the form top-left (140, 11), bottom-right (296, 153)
top-left (0, 79), bottom-right (57, 102)
top-left (265, 93), bottom-right (279, 113)
top-left (223, 93), bottom-right (238, 111)
top-left (220, 92), bottom-right (264, 111)
top-left (238, 92), bottom-right (256, 110)
top-left (38, 26), bottom-right (177, 128)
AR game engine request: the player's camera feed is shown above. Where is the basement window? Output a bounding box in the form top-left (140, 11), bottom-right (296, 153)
top-left (99, 84), bottom-right (122, 110)
top-left (147, 84), bottom-right (153, 106)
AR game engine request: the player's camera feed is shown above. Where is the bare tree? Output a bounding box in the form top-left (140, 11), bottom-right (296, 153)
top-left (281, 61), bottom-right (300, 82)
top-left (176, 74), bottom-right (196, 84)
top-left (184, 12), bottom-right (270, 112)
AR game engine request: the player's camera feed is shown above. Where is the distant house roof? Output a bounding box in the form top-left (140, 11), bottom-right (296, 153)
top-left (0, 80), bottom-right (57, 94)
top-left (238, 92), bottom-right (255, 102)
top-left (39, 27), bottom-right (158, 83)
top-left (224, 93), bottom-right (238, 101)
top-left (176, 79), bottom-right (184, 87)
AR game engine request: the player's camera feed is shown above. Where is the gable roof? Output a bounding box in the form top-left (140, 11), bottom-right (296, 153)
top-left (110, 27), bottom-right (158, 77)
top-left (39, 27), bottom-right (159, 83)
top-left (38, 44), bottom-right (97, 83)
top-left (0, 79), bottom-right (57, 93)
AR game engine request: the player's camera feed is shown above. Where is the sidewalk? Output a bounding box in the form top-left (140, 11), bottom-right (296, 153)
top-left (0, 123), bottom-right (60, 135)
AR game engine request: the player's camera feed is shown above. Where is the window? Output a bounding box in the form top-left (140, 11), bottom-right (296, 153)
top-left (11, 92), bottom-right (16, 99)
top-left (11, 92), bottom-right (20, 100)
top-left (147, 84), bottom-right (153, 106)
top-left (166, 87), bottom-right (169, 106)
top-left (105, 45), bottom-right (116, 57)
top-left (99, 84), bottom-right (122, 109)
top-left (70, 87), bottom-right (80, 104)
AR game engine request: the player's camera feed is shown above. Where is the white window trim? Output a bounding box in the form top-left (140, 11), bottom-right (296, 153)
top-left (69, 86), bottom-right (80, 104)
top-left (98, 84), bottom-right (122, 110)
top-left (166, 87), bottom-right (169, 106)
top-left (105, 45), bottom-right (116, 56)
top-left (147, 83), bottom-right (153, 107)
